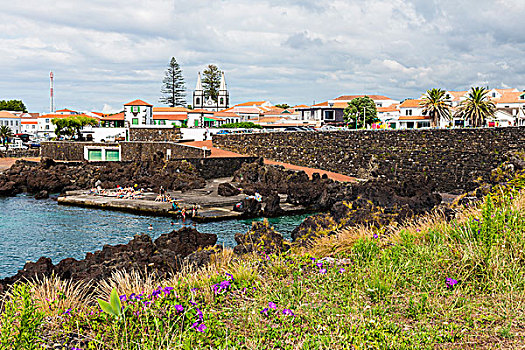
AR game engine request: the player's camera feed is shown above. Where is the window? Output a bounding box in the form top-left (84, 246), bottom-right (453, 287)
top-left (131, 106), bottom-right (139, 113)
top-left (45, 125), bottom-right (49, 130)
top-left (105, 149), bottom-right (120, 161)
top-left (220, 98), bottom-right (224, 105)
top-left (132, 118), bottom-right (139, 125)
top-left (160, 120), bottom-right (166, 125)
top-left (324, 110), bottom-right (335, 120)
top-left (32, 125), bottom-right (35, 129)
top-left (196, 98), bottom-right (200, 105)
top-left (46, 119), bottom-right (49, 123)
top-left (406, 109), bottom-right (412, 116)
top-left (88, 149), bottom-right (103, 161)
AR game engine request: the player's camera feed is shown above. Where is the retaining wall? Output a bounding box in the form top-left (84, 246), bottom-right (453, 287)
top-left (214, 127), bottom-right (525, 192)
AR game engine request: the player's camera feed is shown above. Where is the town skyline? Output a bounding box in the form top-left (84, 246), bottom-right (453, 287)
top-left (1, 0), bottom-right (525, 113)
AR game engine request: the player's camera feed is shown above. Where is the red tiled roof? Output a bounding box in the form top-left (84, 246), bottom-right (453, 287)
top-left (214, 112), bottom-right (240, 118)
top-left (311, 101), bottom-right (348, 108)
top-left (55, 108), bottom-right (77, 113)
top-left (494, 92), bottom-right (524, 104)
top-left (124, 99), bottom-right (152, 106)
top-left (377, 105), bottom-right (400, 112)
top-left (152, 114), bottom-right (187, 121)
top-left (334, 95), bottom-right (393, 101)
top-left (101, 112), bottom-right (125, 121)
top-left (398, 116), bottom-right (430, 120)
top-left (153, 107), bottom-right (190, 112)
top-left (234, 101), bottom-right (268, 107)
top-left (399, 99), bottom-right (422, 108)
top-left (189, 109), bottom-right (214, 113)
top-left (21, 120), bottom-right (38, 124)
top-left (0, 111), bottom-right (19, 119)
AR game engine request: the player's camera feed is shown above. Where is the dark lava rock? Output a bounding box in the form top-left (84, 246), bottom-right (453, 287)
top-left (263, 192), bottom-right (283, 217)
top-left (234, 220), bottom-right (290, 255)
top-left (184, 245), bottom-right (223, 269)
top-left (238, 197), bottom-right (262, 216)
top-left (218, 182), bottom-right (240, 196)
top-left (0, 158), bottom-right (206, 197)
top-left (291, 213), bottom-right (337, 247)
top-left (34, 190), bottom-right (49, 199)
top-left (0, 227), bottom-right (217, 292)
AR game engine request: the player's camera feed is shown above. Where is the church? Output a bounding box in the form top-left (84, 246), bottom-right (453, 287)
top-left (192, 71), bottom-right (230, 112)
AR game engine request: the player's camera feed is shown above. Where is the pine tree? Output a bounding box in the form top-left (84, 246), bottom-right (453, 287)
top-left (202, 64), bottom-right (221, 102)
top-left (159, 57), bottom-right (186, 107)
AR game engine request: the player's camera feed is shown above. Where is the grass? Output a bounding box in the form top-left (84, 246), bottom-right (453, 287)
top-left (1, 188), bottom-right (525, 349)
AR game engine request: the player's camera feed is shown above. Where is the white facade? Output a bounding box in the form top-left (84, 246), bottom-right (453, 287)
top-left (0, 112), bottom-right (21, 134)
top-left (124, 101), bottom-right (153, 127)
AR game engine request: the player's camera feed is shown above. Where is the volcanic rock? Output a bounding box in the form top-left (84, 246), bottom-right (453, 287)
top-left (218, 182), bottom-right (240, 196)
top-left (234, 220), bottom-right (290, 255)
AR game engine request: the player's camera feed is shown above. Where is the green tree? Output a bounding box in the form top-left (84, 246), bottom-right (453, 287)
top-left (455, 87), bottom-right (496, 127)
top-left (52, 115), bottom-right (99, 140)
top-left (202, 64), bottom-right (221, 102)
top-left (0, 125), bottom-right (13, 147)
top-left (275, 104), bottom-right (290, 109)
top-left (343, 96), bottom-right (378, 128)
top-left (420, 88), bottom-right (452, 128)
top-left (0, 100), bottom-right (27, 112)
top-left (159, 57), bottom-right (186, 107)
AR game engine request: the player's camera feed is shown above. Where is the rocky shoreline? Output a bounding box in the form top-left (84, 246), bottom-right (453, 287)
top-left (2, 152), bottom-right (522, 293)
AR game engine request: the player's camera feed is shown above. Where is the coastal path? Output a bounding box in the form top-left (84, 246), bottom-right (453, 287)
top-left (182, 140), bottom-right (356, 183)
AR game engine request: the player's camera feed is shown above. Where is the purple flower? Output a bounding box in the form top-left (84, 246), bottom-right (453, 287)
top-left (192, 322), bottom-right (207, 333)
top-left (316, 262), bottom-right (323, 268)
top-left (225, 273), bottom-right (235, 281)
top-left (174, 304), bottom-right (184, 312)
top-left (71, 348), bottom-right (82, 350)
top-left (320, 269), bottom-right (327, 274)
top-left (260, 307), bottom-right (269, 315)
top-left (63, 308), bottom-right (71, 316)
top-left (195, 308), bottom-right (203, 321)
top-left (310, 257), bottom-right (316, 262)
top-left (119, 294), bottom-right (127, 302)
top-left (339, 268), bottom-right (346, 273)
top-left (445, 278), bottom-right (458, 288)
top-left (143, 301), bottom-right (152, 307)
top-left (163, 286), bottom-right (174, 295)
top-left (268, 302), bottom-right (277, 309)
top-left (416, 229), bottom-right (421, 232)
top-left (282, 309), bottom-right (294, 316)
top-left (373, 234), bottom-right (379, 239)
top-left (190, 288), bottom-right (199, 292)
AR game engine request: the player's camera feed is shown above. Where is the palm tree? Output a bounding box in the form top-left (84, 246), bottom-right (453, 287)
top-left (455, 87), bottom-right (496, 127)
top-left (420, 88), bottom-right (451, 128)
top-left (0, 125), bottom-right (12, 147)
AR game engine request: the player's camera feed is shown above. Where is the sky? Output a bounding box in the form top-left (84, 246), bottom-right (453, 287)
top-left (1, 0), bottom-right (524, 113)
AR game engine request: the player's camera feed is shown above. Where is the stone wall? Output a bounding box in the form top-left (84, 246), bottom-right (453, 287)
top-left (41, 141), bottom-right (210, 161)
top-left (186, 157), bottom-right (260, 179)
top-left (214, 127), bottom-right (525, 192)
top-left (129, 127), bottom-right (182, 142)
top-left (41, 142), bottom-right (114, 161)
top-left (121, 142), bottom-right (209, 161)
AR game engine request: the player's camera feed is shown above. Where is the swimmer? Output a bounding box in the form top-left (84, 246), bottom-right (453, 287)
top-left (148, 224), bottom-right (153, 230)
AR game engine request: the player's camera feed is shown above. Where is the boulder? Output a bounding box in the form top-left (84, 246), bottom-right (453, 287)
top-left (218, 182), bottom-right (241, 196)
top-left (234, 220), bottom-right (290, 255)
top-left (34, 190), bottom-right (49, 199)
top-left (263, 192), bottom-right (283, 217)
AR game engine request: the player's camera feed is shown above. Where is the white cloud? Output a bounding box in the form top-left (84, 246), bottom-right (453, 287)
top-left (0, 0), bottom-right (524, 112)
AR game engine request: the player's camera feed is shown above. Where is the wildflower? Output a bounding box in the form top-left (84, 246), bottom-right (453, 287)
top-left (192, 322), bottom-right (207, 333)
top-left (316, 262), bottom-right (323, 268)
top-left (190, 288), bottom-right (199, 292)
top-left (71, 348), bottom-right (82, 350)
top-left (119, 294), bottom-right (127, 302)
top-left (445, 278), bottom-right (458, 288)
top-left (260, 307), bottom-right (269, 315)
top-left (282, 309), bottom-right (294, 316)
top-left (195, 308), bottom-right (203, 321)
top-left (225, 273), bottom-right (235, 281)
top-left (416, 229), bottom-right (421, 232)
top-left (268, 302), bottom-right (277, 309)
top-left (144, 301), bottom-right (152, 307)
top-left (63, 308), bottom-right (71, 316)
top-left (373, 234), bottom-right (379, 239)
top-left (320, 269), bottom-right (327, 274)
top-left (175, 304), bottom-right (184, 312)
top-left (339, 268), bottom-right (346, 273)
top-left (163, 286), bottom-right (174, 295)
top-left (310, 257), bottom-right (316, 262)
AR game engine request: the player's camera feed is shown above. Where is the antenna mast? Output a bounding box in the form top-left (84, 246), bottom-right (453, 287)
top-left (50, 72), bottom-right (54, 113)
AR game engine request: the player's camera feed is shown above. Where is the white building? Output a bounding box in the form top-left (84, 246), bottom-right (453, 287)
top-left (20, 113), bottom-right (39, 135)
top-left (0, 111), bottom-right (21, 134)
top-left (124, 100), bottom-right (153, 126)
top-left (398, 99), bottom-right (431, 129)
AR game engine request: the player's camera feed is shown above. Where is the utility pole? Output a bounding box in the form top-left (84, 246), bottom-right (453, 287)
top-left (363, 106), bottom-right (366, 129)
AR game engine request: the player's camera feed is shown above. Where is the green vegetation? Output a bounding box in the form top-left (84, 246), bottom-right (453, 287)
top-left (1, 175), bottom-right (525, 348)
top-left (0, 125), bottom-right (13, 146)
top-left (344, 96), bottom-right (379, 128)
top-left (420, 88), bottom-right (452, 128)
top-left (52, 115), bottom-right (99, 140)
top-left (202, 64), bottom-right (221, 102)
top-left (159, 57), bottom-right (186, 107)
top-left (455, 87), bottom-right (496, 127)
top-left (218, 122), bottom-right (263, 129)
top-left (0, 100), bottom-right (27, 112)
top-left (275, 104), bottom-right (290, 109)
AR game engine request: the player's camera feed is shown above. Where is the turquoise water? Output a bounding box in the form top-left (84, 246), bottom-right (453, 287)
top-left (0, 195), bottom-right (310, 278)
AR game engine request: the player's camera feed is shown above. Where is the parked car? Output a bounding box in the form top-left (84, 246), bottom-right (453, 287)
top-left (216, 130), bottom-right (230, 135)
top-left (318, 125), bottom-right (339, 131)
top-left (284, 127), bottom-right (302, 132)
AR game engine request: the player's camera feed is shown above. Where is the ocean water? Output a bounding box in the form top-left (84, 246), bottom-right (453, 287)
top-left (0, 195), bottom-right (311, 278)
